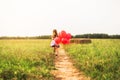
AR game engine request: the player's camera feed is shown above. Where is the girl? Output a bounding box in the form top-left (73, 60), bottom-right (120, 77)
top-left (50, 29), bottom-right (60, 55)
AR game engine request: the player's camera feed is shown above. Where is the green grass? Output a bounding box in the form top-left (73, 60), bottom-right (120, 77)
top-left (0, 39), bottom-right (55, 80)
top-left (65, 39), bottom-right (120, 80)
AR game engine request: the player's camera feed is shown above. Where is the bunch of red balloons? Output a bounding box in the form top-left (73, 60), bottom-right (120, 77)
top-left (54, 30), bottom-right (71, 44)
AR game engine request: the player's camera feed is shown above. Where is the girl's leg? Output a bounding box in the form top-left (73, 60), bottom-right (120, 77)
top-left (54, 47), bottom-right (55, 52)
top-left (55, 47), bottom-right (59, 56)
top-left (53, 44), bottom-right (60, 56)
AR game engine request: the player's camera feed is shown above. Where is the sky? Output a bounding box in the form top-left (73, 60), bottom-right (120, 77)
top-left (0, 0), bottom-right (120, 36)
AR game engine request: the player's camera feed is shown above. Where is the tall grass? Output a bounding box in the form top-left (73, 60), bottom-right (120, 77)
top-left (65, 39), bottom-right (120, 80)
top-left (0, 39), bottom-right (55, 80)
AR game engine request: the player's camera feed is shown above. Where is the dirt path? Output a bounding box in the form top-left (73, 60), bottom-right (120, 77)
top-left (51, 48), bottom-right (90, 80)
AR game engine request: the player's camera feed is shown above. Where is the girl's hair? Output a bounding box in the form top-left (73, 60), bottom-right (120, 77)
top-left (52, 29), bottom-right (58, 39)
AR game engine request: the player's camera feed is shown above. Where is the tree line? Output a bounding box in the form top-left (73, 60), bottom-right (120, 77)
top-left (0, 35), bottom-right (51, 39)
top-left (0, 33), bottom-right (120, 39)
top-left (73, 33), bottom-right (120, 39)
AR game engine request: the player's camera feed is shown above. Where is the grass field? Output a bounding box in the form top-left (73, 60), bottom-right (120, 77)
top-left (0, 39), bottom-right (120, 80)
top-left (0, 39), bottom-right (54, 80)
top-left (65, 39), bottom-right (120, 80)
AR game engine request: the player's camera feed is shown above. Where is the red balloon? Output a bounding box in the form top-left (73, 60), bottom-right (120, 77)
top-left (66, 33), bottom-right (71, 39)
top-left (61, 38), bottom-right (68, 44)
top-left (54, 37), bottom-right (61, 44)
top-left (67, 39), bottom-right (70, 44)
top-left (59, 30), bottom-right (67, 38)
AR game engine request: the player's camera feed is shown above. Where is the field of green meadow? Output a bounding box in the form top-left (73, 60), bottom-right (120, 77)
top-left (0, 39), bottom-right (120, 80)
top-left (65, 39), bottom-right (120, 80)
top-left (0, 39), bottom-right (55, 80)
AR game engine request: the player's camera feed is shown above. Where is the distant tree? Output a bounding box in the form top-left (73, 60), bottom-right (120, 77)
top-left (73, 33), bottom-right (120, 39)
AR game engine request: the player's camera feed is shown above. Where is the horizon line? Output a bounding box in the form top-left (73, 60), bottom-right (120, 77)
top-left (0, 33), bottom-right (120, 37)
